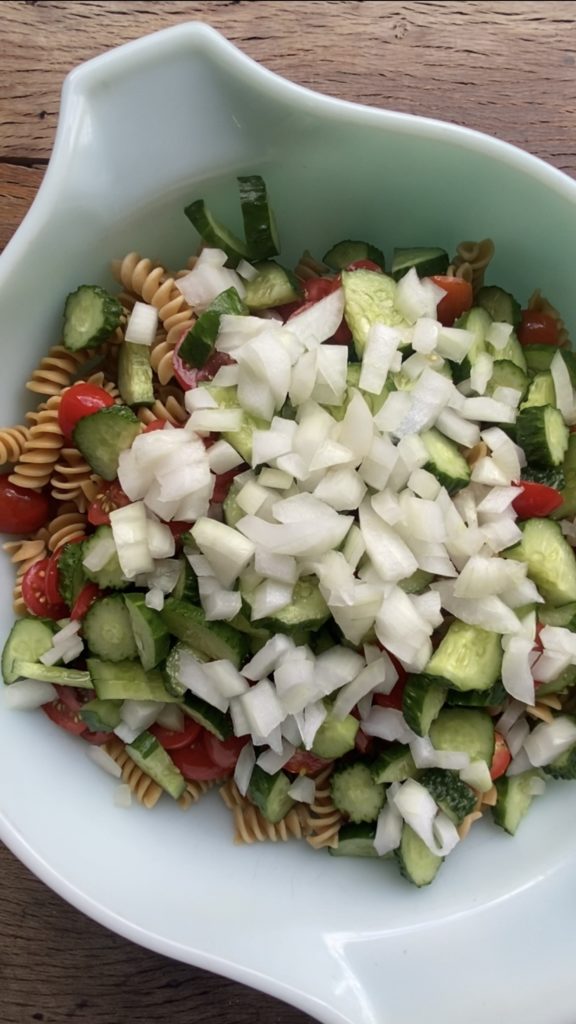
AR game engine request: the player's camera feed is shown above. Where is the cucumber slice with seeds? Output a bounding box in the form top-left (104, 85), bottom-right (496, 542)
top-left (2, 618), bottom-right (55, 684)
top-left (503, 518), bottom-right (576, 606)
top-left (520, 372), bottom-right (556, 409)
top-left (160, 599), bottom-right (248, 667)
top-left (63, 285), bottom-right (123, 351)
top-left (476, 285), bottom-right (522, 327)
top-left (238, 175), bottom-right (280, 260)
top-left (126, 731), bottom-right (186, 800)
top-left (323, 239), bottom-right (385, 271)
top-left (82, 525), bottom-right (127, 590)
top-left (420, 428), bottom-right (471, 494)
top-left (395, 824), bottom-right (443, 887)
top-left (331, 763), bottom-right (385, 823)
top-left (80, 698), bottom-right (122, 732)
top-left (12, 661), bottom-right (93, 688)
top-left (390, 246), bottom-right (448, 281)
top-left (123, 593), bottom-right (170, 671)
top-left (84, 595), bottom-right (137, 662)
top-left (243, 262), bottom-right (301, 309)
top-left (184, 198), bottom-right (248, 266)
top-left (118, 342), bottom-right (154, 406)
top-left (424, 621), bottom-right (502, 693)
top-left (371, 743), bottom-right (417, 784)
top-left (342, 269), bottom-right (406, 358)
top-left (402, 675), bottom-right (447, 736)
top-left (88, 658), bottom-right (179, 703)
top-left (429, 709), bottom-right (495, 765)
top-left (73, 405), bottom-right (140, 481)
top-left (516, 405), bottom-right (569, 468)
top-left (486, 359), bottom-right (528, 399)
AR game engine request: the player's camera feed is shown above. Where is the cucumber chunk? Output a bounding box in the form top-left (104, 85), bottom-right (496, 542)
top-left (476, 285), bottom-right (522, 328)
top-left (184, 198), bottom-right (248, 266)
top-left (123, 593), bottom-right (170, 671)
top-left (178, 287), bottom-right (247, 369)
top-left (323, 239), bottom-right (385, 272)
top-left (242, 576), bottom-right (329, 634)
top-left (160, 598), bottom-right (248, 667)
top-left (243, 261), bottom-right (301, 309)
top-left (126, 731), bottom-right (186, 800)
top-left (88, 658), bottom-right (179, 702)
top-left (516, 405), bottom-right (569, 468)
top-left (311, 712), bottom-right (359, 758)
top-left (205, 384), bottom-right (269, 463)
top-left (402, 675), bottom-right (447, 736)
top-left (390, 246), bottom-right (448, 281)
top-left (331, 763), bottom-right (385, 823)
top-left (503, 518), bottom-right (576, 606)
top-left (80, 698), bottom-right (122, 732)
top-left (73, 405), bottom-right (140, 481)
top-left (371, 743), bottom-right (417, 784)
top-left (521, 464), bottom-right (565, 491)
top-left (118, 341), bottom-right (154, 406)
top-left (329, 822), bottom-right (379, 858)
top-left (341, 269), bottom-right (407, 357)
top-left (57, 541), bottom-right (87, 605)
top-left (2, 618), bottom-right (54, 684)
top-left (492, 769), bottom-right (541, 834)
top-left (520, 372), bottom-right (556, 410)
top-left (172, 559), bottom-right (199, 604)
top-left (538, 602), bottom-right (576, 631)
top-left (63, 284), bottom-right (123, 351)
top-left (248, 765), bottom-right (294, 823)
top-left (12, 661), bottom-right (93, 688)
top-left (181, 692), bottom-right (233, 740)
top-left (543, 739), bottom-right (576, 780)
top-left (238, 174), bottom-right (280, 261)
top-left (445, 680), bottom-right (507, 707)
top-left (424, 621), bottom-right (502, 692)
top-left (418, 768), bottom-right (476, 825)
top-left (429, 709), bottom-right (495, 765)
top-left (552, 433), bottom-right (576, 520)
top-left (84, 595), bottom-right (137, 662)
top-left (452, 306), bottom-right (490, 383)
top-left (395, 824), bottom-right (443, 887)
top-left (486, 331), bottom-right (527, 373)
top-left (486, 359), bottom-right (528, 400)
top-left (420, 428), bottom-right (471, 494)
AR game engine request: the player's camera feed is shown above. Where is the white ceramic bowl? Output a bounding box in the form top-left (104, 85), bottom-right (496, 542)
top-left (2, 23), bottom-right (576, 1024)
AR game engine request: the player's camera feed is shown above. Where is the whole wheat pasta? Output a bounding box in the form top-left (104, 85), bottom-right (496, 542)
top-left (219, 779), bottom-right (308, 844)
top-left (447, 238), bottom-right (495, 293)
top-left (0, 425), bottom-right (30, 465)
top-left (25, 345), bottom-right (91, 398)
top-left (9, 395), bottom-right (64, 490)
top-left (150, 330), bottom-right (181, 386)
top-left (3, 535), bottom-right (49, 614)
top-left (104, 737), bottom-right (163, 809)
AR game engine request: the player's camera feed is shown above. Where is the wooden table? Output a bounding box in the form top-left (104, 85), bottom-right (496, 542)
top-left (1, 2), bottom-right (575, 1022)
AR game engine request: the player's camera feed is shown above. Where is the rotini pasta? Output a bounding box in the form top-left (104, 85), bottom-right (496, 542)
top-left (9, 395), bottom-right (64, 490)
top-left (219, 780), bottom-right (308, 844)
top-left (25, 345), bottom-right (90, 397)
top-left (303, 767), bottom-right (343, 851)
top-left (50, 447), bottom-right (103, 512)
top-left (112, 252), bottom-right (194, 340)
top-left (0, 425), bottom-right (30, 465)
top-left (447, 238), bottom-right (495, 292)
top-left (104, 737), bottom-right (163, 809)
top-left (45, 506), bottom-right (86, 552)
top-left (137, 389), bottom-right (187, 427)
top-left (3, 535), bottom-right (48, 614)
top-left (178, 779), bottom-right (218, 810)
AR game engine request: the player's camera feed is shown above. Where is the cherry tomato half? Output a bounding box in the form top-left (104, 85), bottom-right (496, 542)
top-left (203, 732), bottom-right (248, 771)
top-left (490, 732), bottom-right (512, 781)
top-left (70, 582), bottom-right (102, 620)
top-left (518, 310), bottom-right (559, 347)
top-left (21, 558), bottom-right (68, 619)
top-left (303, 276), bottom-right (340, 302)
top-left (345, 259), bottom-right (383, 273)
top-left (149, 717), bottom-right (202, 751)
top-left (170, 735), bottom-right (229, 781)
top-left (58, 382), bottom-right (115, 442)
top-left (43, 685), bottom-right (88, 736)
top-left (87, 480), bottom-right (132, 527)
top-left (172, 337), bottom-right (235, 392)
top-left (44, 549), bottom-right (64, 606)
top-left (512, 480), bottom-right (563, 519)
top-left (283, 749), bottom-right (332, 775)
top-left (212, 466), bottom-right (246, 504)
top-left (0, 477), bottom-right (50, 535)
top-left (429, 276), bottom-right (474, 327)
top-left (142, 419), bottom-right (168, 433)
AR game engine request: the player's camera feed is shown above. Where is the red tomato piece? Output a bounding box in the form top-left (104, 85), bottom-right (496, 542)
top-left (0, 477), bottom-right (50, 535)
top-left (173, 337), bottom-right (235, 391)
top-left (142, 419), bottom-right (167, 433)
top-left (283, 750), bottom-right (331, 775)
top-left (167, 521), bottom-right (192, 540)
top-left (373, 655), bottom-right (409, 712)
top-left (81, 730), bottom-right (112, 745)
top-left (303, 276), bottom-right (341, 302)
top-left (429, 276), bottom-right (473, 326)
top-left (21, 558), bottom-right (68, 619)
top-left (518, 310), bottom-right (559, 347)
top-left (58, 382), bottom-right (115, 442)
top-left (170, 735), bottom-right (229, 781)
top-left (512, 480), bottom-right (563, 519)
top-left (70, 582), bottom-right (102, 620)
top-left (87, 480), bottom-right (132, 526)
top-left (212, 466), bottom-right (246, 504)
top-left (354, 729), bottom-right (374, 756)
top-left (150, 717), bottom-right (202, 751)
top-left (43, 686), bottom-right (89, 736)
top-left (203, 732), bottom-right (248, 771)
top-left (490, 732), bottom-right (511, 780)
top-left (345, 259), bottom-right (383, 273)
top-left (43, 549), bottom-right (64, 606)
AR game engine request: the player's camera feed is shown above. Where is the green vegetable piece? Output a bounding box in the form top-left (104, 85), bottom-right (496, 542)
top-left (418, 768), bottom-right (476, 825)
top-left (341, 269), bottom-right (407, 357)
top-left (84, 596), bottom-right (138, 662)
top-left (424, 621), bottom-right (502, 692)
top-left (2, 618), bottom-right (54, 684)
top-left (420, 428), bottom-right (471, 495)
top-left (516, 405), bottom-right (568, 468)
top-left (178, 287), bottom-right (248, 369)
top-left (243, 262), bottom-right (301, 309)
top-left (73, 405), bottom-right (140, 481)
top-left (248, 765), bottom-right (294, 824)
top-left (331, 763), bottom-right (385, 823)
top-left (57, 541), bottom-right (86, 606)
top-left (395, 824), bottom-right (443, 887)
top-left (323, 239), bottom-right (385, 272)
top-left (311, 712), bottom-right (359, 759)
top-left (63, 285), bottom-right (123, 351)
top-left (503, 517), bottom-right (576, 606)
top-left (184, 198), bottom-right (248, 266)
top-left (126, 731), bottom-right (186, 800)
top-left (390, 246), bottom-right (448, 281)
top-left (492, 770), bottom-right (541, 835)
top-left (80, 698), bottom-right (122, 732)
top-left (117, 342), bottom-right (154, 406)
top-left (238, 174), bottom-right (280, 260)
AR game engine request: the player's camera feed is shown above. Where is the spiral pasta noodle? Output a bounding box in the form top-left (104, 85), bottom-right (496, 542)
top-left (46, 507), bottom-right (87, 552)
top-left (447, 238), bottom-right (495, 293)
top-left (304, 766), bottom-right (343, 850)
top-left (0, 425), bottom-right (30, 465)
top-left (527, 289), bottom-right (570, 347)
top-left (3, 534), bottom-right (49, 614)
top-left (9, 395), bottom-right (64, 490)
top-left (178, 779), bottom-right (218, 810)
top-left (50, 447), bottom-right (103, 511)
top-left (137, 390), bottom-right (187, 427)
top-left (104, 737), bottom-right (163, 809)
top-left (150, 330), bottom-right (181, 387)
top-left (219, 779), bottom-right (308, 844)
top-left (112, 252), bottom-right (194, 339)
top-left (25, 345), bottom-right (90, 398)
top-left (294, 249), bottom-right (328, 282)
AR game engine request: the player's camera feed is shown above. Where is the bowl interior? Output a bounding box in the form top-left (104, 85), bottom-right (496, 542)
top-left (2, 24), bottom-right (576, 1024)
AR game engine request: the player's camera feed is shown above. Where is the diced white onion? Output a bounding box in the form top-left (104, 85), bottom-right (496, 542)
top-left (459, 759), bottom-right (492, 792)
top-left (524, 716), bottom-right (576, 767)
top-left (373, 802), bottom-right (403, 855)
top-left (114, 784), bottom-right (133, 808)
top-left (125, 302), bottom-right (159, 346)
top-left (88, 745), bottom-right (123, 778)
top-left (234, 742), bottom-right (256, 796)
top-left (3, 679), bottom-right (57, 710)
top-left (288, 775), bottom-right (316, 803)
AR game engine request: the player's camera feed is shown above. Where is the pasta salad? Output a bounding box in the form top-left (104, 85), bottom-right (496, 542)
top-left (2, 174), bottom-right (576, 886)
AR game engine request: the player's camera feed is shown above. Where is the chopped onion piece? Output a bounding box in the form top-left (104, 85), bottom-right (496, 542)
top-left (359, 323), bottom-right (402, 395)
top-left (459, 759), bottom-right (492, 792)
top-left (145, 585), bottom-right (165, 611)
top-left (242, 635), bottom-right (294, 680)
top-left (191, 517), bottom-right (255, 588)
top-left (125, 301), bottom-right (158, 346)
top-left (374, 803), bottom-right (403, 856)
top-left (528, 775), bottom-right (547, 796)
top-left (485, 321), bottom-right (513, 349)
top-left (233, 742), bottom-right (255, 796)
top-left (524, 716), bottom-right (576, 767)
top-left (362, 707), bottom-right (416, 744)
top-left (114, 784), bottom-right (133, 808)
top-left (3, 678), bottom-right (57, 710)
top-left (257, 742), bottom-right (295, 774)
top-left (506, 718), bottom-right (530, 759)
top-left (288, 775), bottom-right (316, 803)
top-left (88, 745), bottom-right (123, 779)
top-left (551, 351), bottom-right (576, 423)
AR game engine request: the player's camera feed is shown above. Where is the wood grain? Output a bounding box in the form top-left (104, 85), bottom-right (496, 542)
top-left (1, 2), bottom-right (576, 1023)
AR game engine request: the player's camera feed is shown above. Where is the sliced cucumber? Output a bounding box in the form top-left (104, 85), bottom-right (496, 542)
top-left (371, 743), bottom-right (417, 783)
top-left (242, 576), bottom-right (329, 634)
top-left (88, 658), bottom-right (179, 702)
top-left (521, 464), bottom-right (565, 491)
top-left (516, 405), bottom-right (568, 468)
top-left (117, 341), bottom-right (154, 406)
top-left (181, 691), bottom-right (233, 740)
top-left (172, 559), bottom-right (199, 604)
top-left (82, 526), bottom-right (127, 590)
top-left (524, 345), bottom-right (556, 377)
top-left (492, 769), bottom-right (541, 835)
top-left (552, 433), bottom-right (576, 520)
top-left (323, 239), bottom-right (385, 272)
top-left (341, 269), bottom-right (407, 357)
top-left (429, 709), bottom-right (495, 765)
top-left (80, 698), bottom-right (122, 732)
top-left (126, 731), bottom-right (186, 800)
top-left (420, 428), bottom-right (471, 494)
top-left (535, 663), bottom-right (576, 697)
top-left (123, 593), bottom-right (170, 671)
top-left (63, 284), bottom-right (123, 351)
top-left (398, 568), bottom-right (435, 595)
top-left (178, 286), bottom-right (247, 369)
top-left (539, 602), bottom-right (576, 631)
top-left (452, 306), bottom-right (490, 383)
top-left (390, 246), bottom-right (448, 281)
top-left (329, 822), bottom-right (379, 858)
top-left (84, 595), bottom-right (137, 662)
top-left (402, 675), bottom-right (447, 736)
top-left (503, 518), bottom-right (576, 606)
top-left (476, 285), bottom-right (522, 328)
top-left (184, 198), bottom-right (248, 266)
top-left (424, 621), bottom-right (502, 692)
top-left (395, 824), bottom-right (443, 887)
top-left (486, 359), bottom-right (528, 399)
top-left (445, 680), bottom-right (507, 707)
top-left (238, 174), bottom-right (280, 260)
top-left (311, 712), bottom-right (359, 758)
top-left (73, 405), bottom-right (140, 481)
top-left (2, 618), bottom-right (54, 684)
top-left (206, 385), bottom-right (269, 463)
top-left (486, 332), bottom-right (527, 374)
top-left (520, 372), bottom-right (556, 410)
top-left (160, 599), bottom-right (248, 668)
top-left (243, 262), bottom-right (301, 309)
top-left (331, 763), bottom-right (385, 824)
top-left (248, 766), bottom-right (294, 824)
top-left (12, 661), bottom-right (93, 688)
top-left (543, 739), bottom-right (576, 780)
top-left (418, 768), bottom-right (476, 825)
top-left (57, 540), bottom-right (87, 605)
